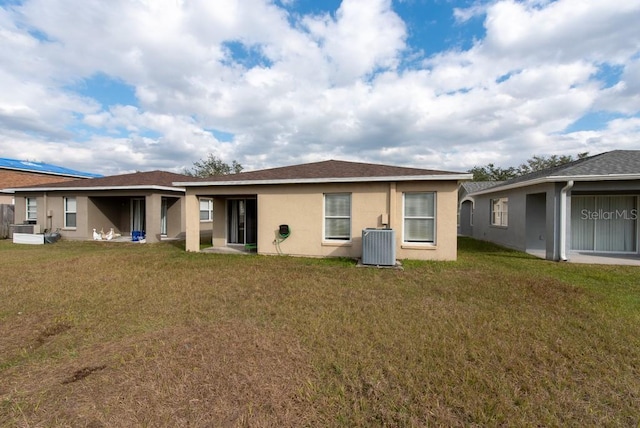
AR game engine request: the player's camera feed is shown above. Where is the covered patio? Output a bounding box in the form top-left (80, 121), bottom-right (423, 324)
top-left (527, 249), bottom-right (640, 266)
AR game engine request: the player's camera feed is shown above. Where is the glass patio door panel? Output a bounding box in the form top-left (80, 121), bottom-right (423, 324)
top-left (160, 198), bottom-right (168, 236)
top-left (571, 197), bottom-right (595, 251)
top-left (131, 198), bottom-right (145, 232)
top-left (227, 198), bottom-right (257, 245)
top-left (595, 196), bottom-right (636, 252)
top-left (227, 199), bottom-right (245, 244)
top-left (571, 196), bottom-right (637, 253)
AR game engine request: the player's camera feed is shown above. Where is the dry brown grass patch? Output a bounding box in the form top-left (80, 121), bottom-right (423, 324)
top-left (1, 238), bottom-right (639, 426)
top-left (2, 322), bottom-right (315, 427)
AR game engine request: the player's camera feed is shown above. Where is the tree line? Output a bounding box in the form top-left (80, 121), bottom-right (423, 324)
top-left (467, 153), bottom-right (590, 181)
top-left (183, 152), bottom-right (591, 182)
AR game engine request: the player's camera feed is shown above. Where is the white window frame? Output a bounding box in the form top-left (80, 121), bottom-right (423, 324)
top-left (491, 197), bottom-right (508, 227)
top-left (64, 197), bottom-right (77, 229)
top-left (323, 193), bottom-right (351, 241)
top-left (199, 198), bottom-right (213, 222)
top-left (403, 192), bottom-right (436, 244)
top-left (26, 197), bottom-right (37, 221)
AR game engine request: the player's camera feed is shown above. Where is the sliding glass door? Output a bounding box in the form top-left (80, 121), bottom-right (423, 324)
top-left (571, 196), bottom-right (637, 253)
top-left (227, 198), bottom-right (257, 245)
top-left (160, 197), bottom-right (168, 236)
top-left (131, 198), bottom-right (145, 232)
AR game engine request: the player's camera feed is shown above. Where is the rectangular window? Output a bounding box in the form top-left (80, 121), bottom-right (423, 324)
top-left (199, 198), bottom-right (213, 221)
top-left (26, 197), bottom-right (37, 221)
top-left (403, 192), bottom-right (436, 243)
top-left (491, 197), bottom-right (508, 227)
top-left (64, 197), bottom-right (77, 228)
top-left (324, 193), bottom-right (351, 240)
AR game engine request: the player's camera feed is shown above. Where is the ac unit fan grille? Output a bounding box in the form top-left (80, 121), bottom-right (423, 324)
top-left (361, 229), bottom-right (396, 266)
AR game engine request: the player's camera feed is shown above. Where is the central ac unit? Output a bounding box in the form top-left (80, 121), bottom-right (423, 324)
top-left (9, 224), bottom-right (37, 236)
top-left (362, 228), bottom-right (396, 266)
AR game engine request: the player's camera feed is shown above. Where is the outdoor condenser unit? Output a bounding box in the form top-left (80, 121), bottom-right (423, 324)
top-left (361, 228), bottom-right (396, 266)
top-left (9, 223), bottom-right (39, 238)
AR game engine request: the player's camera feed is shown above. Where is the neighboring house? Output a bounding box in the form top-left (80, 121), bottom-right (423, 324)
top-left (461, 150), bottom-right (640, 261)
top-left (458, 181), bottom-right (503, 236)
top-left (9, 170), bottom-right (213, 243)
top-left (0, 157), bottom-right (101, 204)
top-left (175, 160), bottom-right (472, 261)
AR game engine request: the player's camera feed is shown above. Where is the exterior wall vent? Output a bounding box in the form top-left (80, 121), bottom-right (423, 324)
top-left (362, 228), bottom-right (396, 266)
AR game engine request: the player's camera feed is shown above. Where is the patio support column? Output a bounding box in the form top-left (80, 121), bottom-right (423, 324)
top-left (145, 194), bottom-right (162, 243)
top-left (185, 191), bottom-right (200, 252)
top-left (559, 180), bottom-right (574, 261)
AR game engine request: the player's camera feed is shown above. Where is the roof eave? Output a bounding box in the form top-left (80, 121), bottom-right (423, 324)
top-left (174, 174), bottom-right (473, 187)
top-left (8, 185), bottom-right (185, 193)
top-left (469, 173), bottom-right (640, 196)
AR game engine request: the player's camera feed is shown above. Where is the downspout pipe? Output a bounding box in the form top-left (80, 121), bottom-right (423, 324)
top-left (559, 180), bottom-right (574, 261)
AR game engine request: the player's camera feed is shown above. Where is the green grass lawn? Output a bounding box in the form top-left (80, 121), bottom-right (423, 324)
top-left (1, 237), bottom-right (639, 426)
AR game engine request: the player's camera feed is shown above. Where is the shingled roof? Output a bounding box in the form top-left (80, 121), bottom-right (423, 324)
top-left (460, 181), bottom-right (504, 194)
top-left (8, 170), bottom-right (191, 191)
top-left (175, 159), bottom-right (471, 186)
top-left (468, 150), bottom-right (640, 195)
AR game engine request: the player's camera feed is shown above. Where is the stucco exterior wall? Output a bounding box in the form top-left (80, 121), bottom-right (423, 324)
top-left (13, 194), bottom-right (48, 230)
top-left (255, 182), bottom-right (390, 258)
top-left (12, 195), bottom-right (27, 224)
top-left (87, 195), bottom-right (120, 238)
top-left (167, 197), bottom-right (185, 239)
top-left (469, 189), bottom-right (525, 252)
top-left (185, 180), bottom-right (461, 261)
top-left (469, 183), bottom-right (559, 256)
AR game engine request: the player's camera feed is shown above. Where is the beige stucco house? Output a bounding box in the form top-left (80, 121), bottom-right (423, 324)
top-left (9, 170), bottom-right (213, 243)
top-left (175, 160), bottom-right (472, 261)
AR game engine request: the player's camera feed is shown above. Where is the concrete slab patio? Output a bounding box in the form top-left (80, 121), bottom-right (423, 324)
top-left (527, 249), bottom-right (640, 266)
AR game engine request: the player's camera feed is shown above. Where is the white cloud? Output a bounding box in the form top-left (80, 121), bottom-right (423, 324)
top-left (453, 2), bottom-right (490, 23)
top-left (596, 58), bottom-right (640, 115)
top-left (302, 0), bottom-right (406, 84)
top-left (482, 0), bottom-right (640, 64)
top-left (0, 0), bottom-right (638, 175)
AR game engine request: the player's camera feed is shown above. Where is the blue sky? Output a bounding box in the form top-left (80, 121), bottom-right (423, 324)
top-left (0, 0), bottom-right (639, 175)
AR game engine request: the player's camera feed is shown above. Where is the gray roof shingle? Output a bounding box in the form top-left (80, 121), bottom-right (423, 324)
top-left (553, 150), bottom-right (640, 176)
top-left (478, 150), bottom-right (640, 192)
top-left (460, 181), bottom-right (504, 194)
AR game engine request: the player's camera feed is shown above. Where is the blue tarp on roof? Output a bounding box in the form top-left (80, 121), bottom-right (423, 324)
top-left (0, 157), bottom-right (102, 178)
